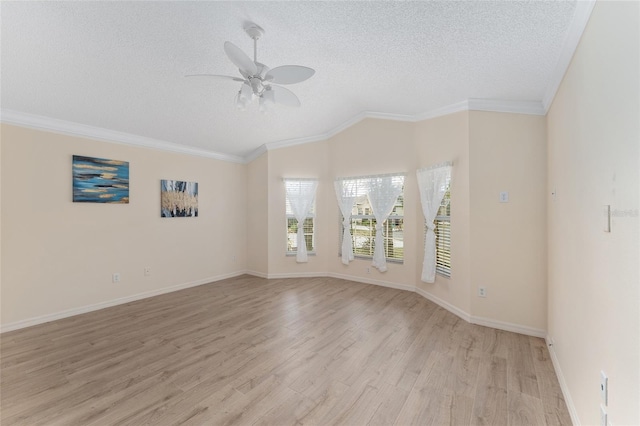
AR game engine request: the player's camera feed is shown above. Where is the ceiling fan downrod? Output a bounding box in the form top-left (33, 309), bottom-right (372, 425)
top-left (244, 24), bottom-right (264, 64)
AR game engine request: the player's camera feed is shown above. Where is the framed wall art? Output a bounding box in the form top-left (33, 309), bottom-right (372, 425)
top-left (72, 155), bottom-right (129, 203)
top-left (161, 180), bottom-right (198, 217)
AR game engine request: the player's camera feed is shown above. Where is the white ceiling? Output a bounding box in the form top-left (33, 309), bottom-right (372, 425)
top-left (1, 1), bottom-right (590, 162)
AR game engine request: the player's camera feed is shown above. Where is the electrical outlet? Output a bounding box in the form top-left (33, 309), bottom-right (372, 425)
top-left (366, 267), bottom-right (371, 274)
top-left (499, 191), bottom-right (509, 203)
top-left (112, 273), bottom-right (121, 283)
top-left (144, 267), bottom-right (151, 277)
top-left (478, 287), bottom-right (487, 297)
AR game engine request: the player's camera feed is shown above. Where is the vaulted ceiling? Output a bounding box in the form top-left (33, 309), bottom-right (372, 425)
top-left (1, 1), bottom-right (592, 163)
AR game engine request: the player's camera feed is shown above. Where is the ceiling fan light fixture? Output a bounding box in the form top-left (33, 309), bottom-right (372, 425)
top-left (235, 91), bottom-right (248, 110)
top-left (239, 83), bottom-right (252, 102)
top-left (258, 96), bottom-right (268, 113)
top-left (263, 87), bottom-right (275, 105)
top-left (188, 22), bottom-right (314, 110)
top-left (259, 88), bottom-right (275, 113)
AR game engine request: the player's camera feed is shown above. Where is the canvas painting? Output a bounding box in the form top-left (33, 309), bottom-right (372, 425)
top-left (161, 180), bottom-right (198, 217)
top-left (72, 155), bottom-right (129, 203)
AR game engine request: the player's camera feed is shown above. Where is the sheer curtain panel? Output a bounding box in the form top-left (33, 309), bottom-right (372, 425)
top-left (417, 162), bottom-right (452, 282)
top-left (284, 179), bottom-right (318, 263)
top-left (366, 176), bottom-right (405, 272)
top-left (334, 179), bottom-right (358, 265)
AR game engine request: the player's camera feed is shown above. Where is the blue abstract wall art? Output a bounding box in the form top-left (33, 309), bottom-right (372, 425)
top-left (72, 155), bottom-right (129, 203)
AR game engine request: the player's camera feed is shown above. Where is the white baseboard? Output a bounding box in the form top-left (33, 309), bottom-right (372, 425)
top-left (328, 272), bottom-right (415, 292)
top-left (267, 271), bottom-right (329, 279)
top-left (415, 287), bottom-right (547, 338)
top-left (471, 315), bottom-right (547, 338)
top-left (415, 287), bottom-right (472, 323)
top-left (253, 271), bottom-right (415, 293)
top-left (0, 271), bottom-right (247, 333)
top-left (245, 270), bottom-right (268, 279)
top-left (330, 275), bottom-right (547, 339)
top-left (546, 335), bottom-right (580, 425)
top-left (2, 271), bottom-right (547, 341)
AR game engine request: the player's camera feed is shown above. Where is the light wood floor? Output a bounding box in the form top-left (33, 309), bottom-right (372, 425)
top-left (1, 275), bottom-right (571, 425)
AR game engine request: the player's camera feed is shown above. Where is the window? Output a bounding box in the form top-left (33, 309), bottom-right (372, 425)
top-left (434, 181), bottom-right (451, 276)
top-left (350, 194), bottom-right (404, 261)
top-left (339, 175), bottom-right (404, 262)
top-left (285, 185), bottom-right (315, 255)
top-left (286, 216), bottom-right (314, 254)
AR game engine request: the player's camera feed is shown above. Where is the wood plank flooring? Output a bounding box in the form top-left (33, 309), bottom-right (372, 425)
top-left (0, 275), bottom-right (571, 425)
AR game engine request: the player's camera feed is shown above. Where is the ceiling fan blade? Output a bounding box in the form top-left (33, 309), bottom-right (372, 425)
top-left (271, 85), bottom-right (301, 107)
top-left (266, 66), bottom-right (315, 85)
top-left (185, 74), bottom-right (245, 82)
top-left (224, 41), bottom-right (258, 76)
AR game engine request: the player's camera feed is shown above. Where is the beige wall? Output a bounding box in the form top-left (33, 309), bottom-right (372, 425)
top-left (414, 112), bottom-right (472, 315)
top-left (0, 131), bottom-right (3, 324)
top-left (0, 124), bottom-right (247, 328)
top-left (546, 2), bottom-right (639, 425)
top-left (261, 113), bottom-right (547, 334)
top-left (326, 119), bottom-right (419, 287)
top-left (1, 111), bottom-right (550, 338)
top-left (469, 112), bottom-right (547, 331)
top-left (267, 141), bottom-right (330, 276)
top-left (246, 152), bottom-right (268, 276)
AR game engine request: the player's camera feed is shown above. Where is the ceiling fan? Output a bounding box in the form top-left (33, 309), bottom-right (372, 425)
top-left (187, 23), bottom-right (315, 111)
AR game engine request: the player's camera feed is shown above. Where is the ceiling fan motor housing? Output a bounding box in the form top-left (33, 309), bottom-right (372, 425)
top-left (249, 77), bottom-right (265, 96)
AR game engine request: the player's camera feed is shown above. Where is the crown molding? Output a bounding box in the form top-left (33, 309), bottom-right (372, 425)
top-left (325, 112), bottom-right (369, 137)
top-left (467, 99), bottom-right (546, 115)
top-left (262, 110), bottom-right (412, 154)
top-left (414, 100), bottom-right (470, 121)
top-left (263, 111), bottom-right (368, 154)
top-left (244, 143), bottom-right (268, 163)
top-left (3, 100), bottom-right (547, 166)
top-left (260, 98), bottom-right (542, 157)
top-left (542, 0), bottom-right (596, 112)
top-left (264, 129), bottom-right (337, 153)
top-left (364, 111), bottom-right (418, 122)
top-left (1, 4), bottom-right (591, 165)
top-left (0, 109), bottom-right (246, 164)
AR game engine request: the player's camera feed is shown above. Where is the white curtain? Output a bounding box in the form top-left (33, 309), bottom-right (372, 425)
top-left (334, 180), bottom-right (358, 265)
top-left (367, 176), bottom-right (404, 272)
top-left (417, 163), bottom-right (452, 283)
top-left (285, 179), bottom-right (318, 263)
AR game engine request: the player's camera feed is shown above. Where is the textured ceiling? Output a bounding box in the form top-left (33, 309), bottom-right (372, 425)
top-left (2, 1), bottom-right (581, 161)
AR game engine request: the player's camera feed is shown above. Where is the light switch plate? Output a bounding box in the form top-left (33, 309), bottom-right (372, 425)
top-left (601, 371), bottom-right (608, 405)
